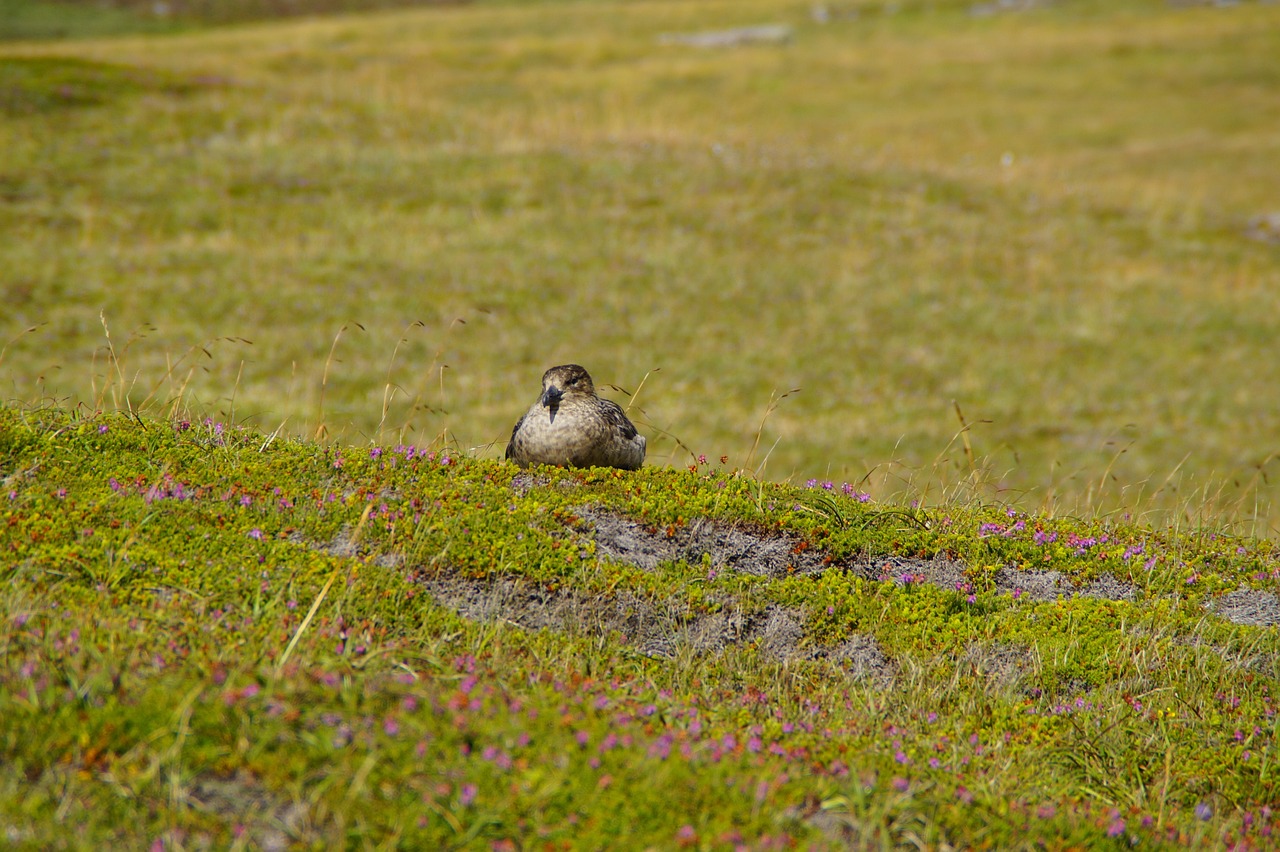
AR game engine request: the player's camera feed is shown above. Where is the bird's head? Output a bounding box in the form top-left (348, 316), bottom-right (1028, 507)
top-left (539, 364), bottom-right (596, 407)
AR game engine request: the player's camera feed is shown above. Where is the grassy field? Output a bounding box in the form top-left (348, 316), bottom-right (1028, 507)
top-left (2, 0), bottom-right (1280, 530)
top-left (2, 5), bottom-right (1279, 844)
top-left (0, 0), bottom-right (466, 40)
top-left (2, 404), bottom-right (1278, 848)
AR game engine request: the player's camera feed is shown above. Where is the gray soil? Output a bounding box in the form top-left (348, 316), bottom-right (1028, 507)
top-left (403, 502), bottom-right (1277, 682)
top-left (573, 504), bottom-right (831, 576)
top-left (1210, 589), bottom-right (1280, 628)
top-left (423, 573), bottom-right (895, 683)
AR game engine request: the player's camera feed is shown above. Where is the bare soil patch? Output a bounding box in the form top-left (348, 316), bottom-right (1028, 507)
top-left (1211, 589), bottom-right (1280, 628)
top-left (364, 503), bottom-right (1275, 683)
top-left (420, 574), bottom-right (896, 682)
top-left (575, 505), bottom-right (1139, 604)
top-left (571, 505), bottom-right (831, 576)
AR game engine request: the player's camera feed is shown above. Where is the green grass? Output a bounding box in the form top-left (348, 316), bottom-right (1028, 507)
top-left (3, 0), bottom-right (1280, 532)
top-left (2, 404), bottom-right (1278, 848)
top-left (3, 6), bottom-right (1279, 845)
top-left (2, 0), bottom-right (1280, 834)
top-left (0, 0), bottom-right (181, 41)
top-left (0, 0), bottom-right (467, 41)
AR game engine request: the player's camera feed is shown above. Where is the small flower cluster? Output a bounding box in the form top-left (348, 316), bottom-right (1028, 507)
top-left (803, 479), bottom-right (871, 502)
top-left (367, 445), bottom-right (455, 467)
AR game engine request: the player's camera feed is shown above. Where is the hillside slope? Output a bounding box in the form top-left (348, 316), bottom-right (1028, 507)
top-left (2, 405), bottom-right (1277, 848)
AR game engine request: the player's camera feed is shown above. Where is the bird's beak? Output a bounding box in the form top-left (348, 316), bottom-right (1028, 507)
top-left (540, 386), bottom-right (563, 408)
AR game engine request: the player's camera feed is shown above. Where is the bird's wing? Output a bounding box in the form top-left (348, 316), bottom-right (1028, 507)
top-left (598, 399), bottom-right (638, 440)
top-left (504, 414), bottom-right (526, 459)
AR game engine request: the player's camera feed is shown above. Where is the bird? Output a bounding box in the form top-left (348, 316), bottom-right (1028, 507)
top-left (505, 364), bottom-right (646, 470)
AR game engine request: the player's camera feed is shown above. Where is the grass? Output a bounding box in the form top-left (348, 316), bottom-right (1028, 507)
top-left (1, 0), bottom-right (1279, 530)
top-left (0, 0), bottom-right (180, 41)
top-left (2, 403), bottom-right (1278, 848)
top-left (0, 5), bottom-right (1279, 841)
top-left (0, 0), bottom-right (468, 41)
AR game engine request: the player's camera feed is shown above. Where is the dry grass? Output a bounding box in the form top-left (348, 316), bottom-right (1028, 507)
top-left (2, 0), bottom-right (1279, 529)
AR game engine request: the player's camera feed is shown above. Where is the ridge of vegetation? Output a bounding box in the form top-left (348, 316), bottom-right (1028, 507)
top-left (2, 404), bottom-right (1277, 848)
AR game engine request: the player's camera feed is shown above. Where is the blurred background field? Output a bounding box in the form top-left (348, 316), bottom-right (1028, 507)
top-left (2, 0), bottom-right (1278, 528)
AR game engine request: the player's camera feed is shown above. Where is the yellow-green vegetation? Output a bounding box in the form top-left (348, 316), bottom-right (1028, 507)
top-left (2, 2), bottom-right (1280, 846)
top-left (2, 0), bottom-right (1280, 528)
top-left (2, 404), bottom-right (1278, 848)
top-left (0, 0), bottom-right (455, 40)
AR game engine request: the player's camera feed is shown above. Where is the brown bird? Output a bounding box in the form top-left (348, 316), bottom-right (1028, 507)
top-left (505, 364), bottom-right (646, 470)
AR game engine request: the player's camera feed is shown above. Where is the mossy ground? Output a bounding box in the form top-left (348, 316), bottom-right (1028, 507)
top-left (2, 405), bottom-right (1277, 848)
